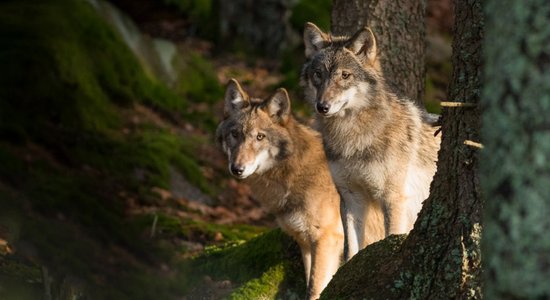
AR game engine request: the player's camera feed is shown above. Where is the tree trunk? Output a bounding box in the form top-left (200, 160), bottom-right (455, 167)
top-left (331, 0), bottom-right (426, 105)
top-left (482, 0), bottom-right (550, 298)
top-left (321, 0), bottom-right (483, 298)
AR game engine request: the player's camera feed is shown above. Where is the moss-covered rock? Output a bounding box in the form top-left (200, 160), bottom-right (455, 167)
top-left (320, 235), bottom-right (407, 300)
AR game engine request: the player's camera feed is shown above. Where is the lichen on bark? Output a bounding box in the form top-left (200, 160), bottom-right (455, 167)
top-left (482, 0), bottom-right (550, 298)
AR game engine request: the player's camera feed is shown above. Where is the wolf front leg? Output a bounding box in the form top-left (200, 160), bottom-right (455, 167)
top-left (307, 232), bottom-right (344, 300)
top-left (383, 190), bottom-right (411, 235)
top-left (340, 188), bottom-right (366, 261)
top-left (296, 239), bottom-right (312, 286)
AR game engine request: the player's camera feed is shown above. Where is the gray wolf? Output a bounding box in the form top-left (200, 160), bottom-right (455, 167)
top-left (216, 79), bottom-right (344, 299)
top-left (301, 23), bottom-right (440, 261)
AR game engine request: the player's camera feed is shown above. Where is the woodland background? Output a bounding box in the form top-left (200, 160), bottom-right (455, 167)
top-left (1, 0), bottom-right (548, 299)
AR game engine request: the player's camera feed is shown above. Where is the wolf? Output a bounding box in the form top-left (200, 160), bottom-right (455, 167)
top-left (300, 23), bottom-right (440, 261)
top-left (216, 79), bottom-right (344, 300)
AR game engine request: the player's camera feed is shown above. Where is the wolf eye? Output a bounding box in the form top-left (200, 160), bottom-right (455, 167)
top-left (230, 129), bottom-right (239, 138)
top-left (341, 71), bottom-right (351, 79)
top-left (256, 133), bottom-right (265, 141)
top-left (313, 71), bottom-right (322, 80)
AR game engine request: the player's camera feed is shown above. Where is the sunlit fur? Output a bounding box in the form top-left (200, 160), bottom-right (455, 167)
top-left (301, 23), bottom-right (441, 261)
top-left (216, 79), bottom-right (344, 300)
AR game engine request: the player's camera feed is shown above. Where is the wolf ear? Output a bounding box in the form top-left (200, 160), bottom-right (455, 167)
top-left (347, 27), bottom-right (377, 64)
top-left (304, 22), bottom-right (329, 58)
top-left (264, 88), bottom-right (291, 123)
top-left (224, 79), bottom-right (249, 116)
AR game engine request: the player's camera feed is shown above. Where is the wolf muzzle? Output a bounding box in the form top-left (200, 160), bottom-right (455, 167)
top-left (316, 101), bottom-right (331, 115)
top-left (230, 163), bottom-right (245, 177)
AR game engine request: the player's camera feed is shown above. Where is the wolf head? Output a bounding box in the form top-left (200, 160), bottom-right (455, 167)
top-left (216, 79), bottom-right (294, 179)
top-left (301, 22), bottom-right (383, 117)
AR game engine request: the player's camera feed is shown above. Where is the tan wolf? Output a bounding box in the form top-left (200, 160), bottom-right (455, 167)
top-left (216, 79), bottom-right (344, 299)
top-left (300, 23), bottom-right (440, 261)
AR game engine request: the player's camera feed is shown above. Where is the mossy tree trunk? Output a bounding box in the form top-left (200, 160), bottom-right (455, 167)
top-left (482, 0), bottom-right (550, 298)
top-left (321, 0), bottom-right (483, 298)
top-left (331, 0), bottom-right (426, 105)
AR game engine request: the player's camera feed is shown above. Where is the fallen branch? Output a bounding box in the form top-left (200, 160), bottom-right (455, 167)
top-left (150, 214), bottom-right (158, 238)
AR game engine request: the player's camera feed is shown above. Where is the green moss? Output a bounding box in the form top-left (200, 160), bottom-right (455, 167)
top-left (229, 264), bottom-right (286, 300)
top-left (177, 52), bottom-right (223, 104)
top-left (134, 213), bottom-right (265, 244)
top-left (0, 0), bottom-right (216, 298)
top-left (0, 0), bottom-right (185, 144)
top-left (183, 229), bottom-right (306, 298)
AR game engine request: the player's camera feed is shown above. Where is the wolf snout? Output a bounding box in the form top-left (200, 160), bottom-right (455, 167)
top-left (316, 102), bottom-right (331, 115)
top-left (230, 163), bottom-right (245, 177)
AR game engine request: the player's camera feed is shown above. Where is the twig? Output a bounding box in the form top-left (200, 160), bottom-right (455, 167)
top-left (42, 266), bottom-right (52, 300)
top-left (464, 140), bottom-right (484, 149)
top-left (150, 214), bottom-right (158, 238)
top-left (440, 101), bottom-right (477, 108)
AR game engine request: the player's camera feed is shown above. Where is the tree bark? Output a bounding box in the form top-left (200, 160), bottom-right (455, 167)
top-left (331, 0), bottom-right (426, 106)
top-left (321, 0), bottom-right (483, 298)
top-left (482, 0), bottom-right (550, 298)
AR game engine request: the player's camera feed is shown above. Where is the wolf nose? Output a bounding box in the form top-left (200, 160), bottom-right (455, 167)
top-left (230, 164), bottom-right (245, 176)
top-left (316, 102), bottom-right (330, 114)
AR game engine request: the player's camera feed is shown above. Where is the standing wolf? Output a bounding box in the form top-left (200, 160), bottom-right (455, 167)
top-left (301, 23), bottom-right (440, 261)
top-left (216, 79), bottom-right (344, 299)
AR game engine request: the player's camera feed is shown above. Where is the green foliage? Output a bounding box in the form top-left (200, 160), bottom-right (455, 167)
top-left (163, 0), bottom-right (213, 21)
top-left (177, 52), bottom-right (224, 130)
top-left (483, 0), bottom-right (550, 297)
top-left (278, 0), bottom-right (331, 113)
top-left (178, 52), bottom-right (222, 104)
top-left (161, 0), bottom-right (219, 41)
top-left (290, 0), bottom-right (332, 32)
top-left (424, 77), bottom-right (442, 114)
